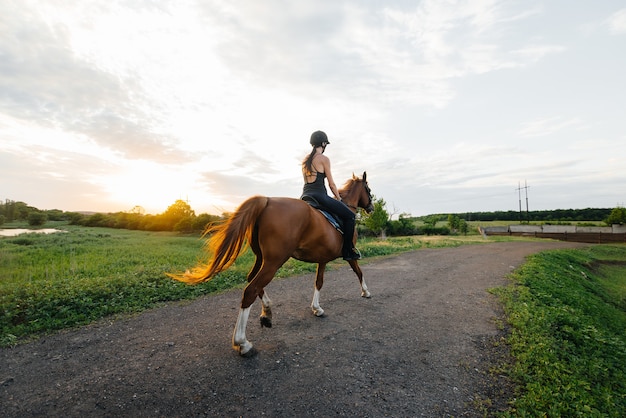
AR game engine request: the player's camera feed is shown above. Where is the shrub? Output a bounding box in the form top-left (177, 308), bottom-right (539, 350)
top-left (419, 225), bottom-right (450, 235)
top-left (27, 212), bottom-right (47, 226)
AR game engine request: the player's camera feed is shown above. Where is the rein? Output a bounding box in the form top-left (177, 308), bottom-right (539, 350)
top-left (342, 201), bottom-right (358, 211)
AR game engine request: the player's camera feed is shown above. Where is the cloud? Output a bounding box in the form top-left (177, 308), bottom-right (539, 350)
top-left (200, 170), bottom-right (301, 203)
top-left (607, 8), bottom-right (626, 34)
top-left (0, 144), bottom-right (115, 211)
top-left (0, 2), bottom-right (191, 163)
top-left (509, 44), bottom-right (566, 64)
top-left (189, 0), bottom-right (558, 110)
top-left (517, 117), bottom-right (587, 138)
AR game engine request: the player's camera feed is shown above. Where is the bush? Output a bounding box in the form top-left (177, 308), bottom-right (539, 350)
top-left (419, 225), bottom-right (450, 236)
top-left (66, 212), bottom-right (85, 225)
top-left (388, 217), bottom-right (418, 236)
top-left (27, 212), bottom-right (47, 226)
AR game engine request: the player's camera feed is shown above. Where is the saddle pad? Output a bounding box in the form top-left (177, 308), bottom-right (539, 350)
top-left (301, 196), bottom-right (343, 234)
top-left (319, 209), bottom-right (343, 234)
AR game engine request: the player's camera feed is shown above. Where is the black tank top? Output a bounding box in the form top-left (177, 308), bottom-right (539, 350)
top-left (302, 172), bottom-right (327, 196)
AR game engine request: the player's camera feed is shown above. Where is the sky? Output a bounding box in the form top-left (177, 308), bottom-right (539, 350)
top-left (1, 0), bottom-right (625, 217)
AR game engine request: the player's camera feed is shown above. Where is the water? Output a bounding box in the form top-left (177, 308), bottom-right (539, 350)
top-left (0, 228), bottom-right (67, 237)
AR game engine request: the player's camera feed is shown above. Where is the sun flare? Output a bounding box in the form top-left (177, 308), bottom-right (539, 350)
top-left (101, 161), bottom-right (196, 214)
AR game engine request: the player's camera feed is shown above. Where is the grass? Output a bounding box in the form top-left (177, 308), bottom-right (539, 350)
top-left (1, 227), bottom-right (223, 346)
top-left (0, 226), bottom-right (492, 346)
top-left (492, 245), bottom-right (626, 416)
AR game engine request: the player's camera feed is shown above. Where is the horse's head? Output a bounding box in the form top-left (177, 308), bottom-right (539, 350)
top-left (341, 171), bottom-right (374, 213)
top-left (358, 172), bottom-right (374, 213)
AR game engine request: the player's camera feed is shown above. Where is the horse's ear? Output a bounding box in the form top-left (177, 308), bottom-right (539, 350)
top-left (362, 171), bottom-right (367, 182)
top-left (352, 172), bottom-right (357, 180)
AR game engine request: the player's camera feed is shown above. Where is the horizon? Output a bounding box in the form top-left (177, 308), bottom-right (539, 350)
top-left (0, 196), bottom-right (618, 219)
top-left (2, 1), bottom-right (625, 217)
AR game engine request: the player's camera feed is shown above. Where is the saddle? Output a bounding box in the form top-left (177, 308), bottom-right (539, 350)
top-left (301, 195), bottom-right (344, 234)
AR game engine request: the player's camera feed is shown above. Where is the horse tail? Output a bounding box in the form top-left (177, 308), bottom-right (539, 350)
top-left (169, 196), bottom-right (269, 284)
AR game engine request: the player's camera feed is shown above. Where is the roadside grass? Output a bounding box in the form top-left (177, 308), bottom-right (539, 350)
top-left (0, 226), bottom-right (495, 346)
top-left (492, 245), bottom-right (626, 416)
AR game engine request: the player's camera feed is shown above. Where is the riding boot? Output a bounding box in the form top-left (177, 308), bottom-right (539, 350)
top-left (342, 218), bottom-right (360, 260)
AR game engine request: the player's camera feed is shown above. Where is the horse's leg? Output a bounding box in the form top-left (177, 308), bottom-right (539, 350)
top-left (348, 260), bottom-right (371, 298)
top-left (246, 255), bottom-right (273, 328)
top-left (259, 291), bottom-right (272, 328)
top-left (311, 263), bottom-right (326, 316)
top-left (233, 306), bottom-right (253, 356)
top-left (232, 259), bottom-right (285, 356)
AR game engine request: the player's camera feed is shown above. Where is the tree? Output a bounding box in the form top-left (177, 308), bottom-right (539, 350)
top-left (459, 219), bottom-right (469, 235)
top-left (66, 212), bottom-right (85, 225)
top-left (44, 209), bottom-right (65, 221)
top-left (174, 217), bottom-right (194, 233)
top-left (422, 215), bottom-right (439, 228)
top-left (363, 197), bottom-right (389, 239)
top-left (161, 200), bottom-right (196, 231)
top-left (0, 200), bottom-right (31, 221)
top-left (447, 214), bottom-right (460, 232)
top-left (15, 201), bottom-right (32, 220)
top-left (605, 207), bottom-right (626, 225)
top-left (389, 214), bottom-right (417, 236)
top-left (193, 213), bottom-right (222, 231)
top-left (27, 212), bottom-right (47, 226)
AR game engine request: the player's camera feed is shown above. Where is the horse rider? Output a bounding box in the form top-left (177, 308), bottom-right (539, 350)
top-left (301, 130), bottom-right (361, 261)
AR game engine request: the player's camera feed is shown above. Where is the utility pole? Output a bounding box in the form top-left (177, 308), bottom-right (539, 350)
top-left (516, 182), bottom-right (522, 223)
top-left (524, 180), bottom-right (530, 222)
top-left (516, 181), bottom-right (530, 223)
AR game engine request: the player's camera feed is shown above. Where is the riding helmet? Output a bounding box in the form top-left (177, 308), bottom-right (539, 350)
top-left (310, 130), bottom-right (330, 146)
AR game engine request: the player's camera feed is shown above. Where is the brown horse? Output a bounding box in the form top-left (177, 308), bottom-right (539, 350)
top-left (170, 172), bottom-right (374, 356)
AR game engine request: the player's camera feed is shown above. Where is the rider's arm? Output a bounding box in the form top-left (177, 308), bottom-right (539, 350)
top-left (322, 157), bottom-right (341, 200)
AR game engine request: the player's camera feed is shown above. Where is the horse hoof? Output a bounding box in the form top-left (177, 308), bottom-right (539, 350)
top-left (361, 291), bottom-right (371, 298)
top-left (312, 308), bottom-right (325, 317)
top-left (237, 341), bottom-right (256, 357)
top-left (240, 346), bottom-right (258, 358)
top-left (260, 316), bottom-right (272, 328)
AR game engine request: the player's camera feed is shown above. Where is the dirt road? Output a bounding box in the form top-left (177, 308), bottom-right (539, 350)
top-left (1, 241), bottom-right (586, 417)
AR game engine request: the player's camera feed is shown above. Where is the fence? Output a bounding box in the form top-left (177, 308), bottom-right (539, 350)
top-left (479, 225), bottom-right (626, 244)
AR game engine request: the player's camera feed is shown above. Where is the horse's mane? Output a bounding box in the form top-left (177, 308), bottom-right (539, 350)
top-left (339, 175), bottom-right (360, 199)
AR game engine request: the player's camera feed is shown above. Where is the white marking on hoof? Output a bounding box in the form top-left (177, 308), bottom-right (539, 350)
top-left (361, 282), bottom-right (371, 298)
top-left (238, 340), bottom-right (254, 356)
top-left (311, 288), bottom-right (325, 317)
top-left (312, 307), bottom-right (325, 317)
top-left (233, 307), bottom-right (253, 355)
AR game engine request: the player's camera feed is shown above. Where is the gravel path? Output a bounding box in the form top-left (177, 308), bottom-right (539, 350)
top-left (1, 241), bottom-right (586, 417)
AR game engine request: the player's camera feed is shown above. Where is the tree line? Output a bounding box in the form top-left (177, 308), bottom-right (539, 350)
top-left (2, 198), bottom-right (624, 236)
top-left (442, 208), bottom-right (614, 223)
top-left (0, 199), bottom-right (221, 232)
top-left (361, 198), bottom-right (625, 238)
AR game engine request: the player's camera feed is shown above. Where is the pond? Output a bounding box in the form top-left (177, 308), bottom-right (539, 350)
top-left (0, 228), bottom-right (67, 237)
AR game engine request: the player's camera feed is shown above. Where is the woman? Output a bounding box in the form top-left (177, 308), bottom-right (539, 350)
top-left (301, 130), bottom-right (360, 260)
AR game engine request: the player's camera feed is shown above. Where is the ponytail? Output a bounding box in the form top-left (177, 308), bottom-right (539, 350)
top-left (302, 148), bottom-right (317, 176)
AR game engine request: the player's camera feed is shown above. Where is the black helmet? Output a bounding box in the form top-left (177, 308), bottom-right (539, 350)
top-left (310, 130), bottom-right (330, 146)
